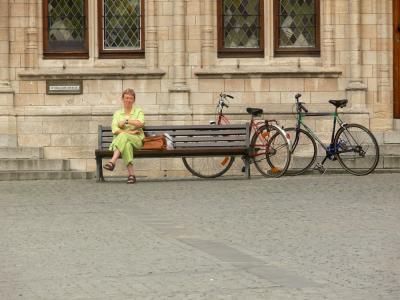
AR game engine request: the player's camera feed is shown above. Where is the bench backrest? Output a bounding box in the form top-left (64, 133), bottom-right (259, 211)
top-left (98, 124), bottom-right (250, 150)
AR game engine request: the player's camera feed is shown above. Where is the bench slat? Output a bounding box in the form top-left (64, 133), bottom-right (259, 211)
top-left (101, 140), bottom-right (247, 150)
top-left (101, 124), bottom-right (248, 131)
top-left (159, 130), bottom-right (246, 136)
top-left (96, 147), bottom-right (246, 158)
top-left (174, 136), bottom-right (246, 142)
top-left (175, 142), bottom-right (247, 148)
top-left (100, 130), bottom-right (247, 139)
top-left (102, 136), bottom-right (246, 143)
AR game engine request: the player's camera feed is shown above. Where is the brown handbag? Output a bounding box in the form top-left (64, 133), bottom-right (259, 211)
top-left (142, 135), bottom-right (167, 150)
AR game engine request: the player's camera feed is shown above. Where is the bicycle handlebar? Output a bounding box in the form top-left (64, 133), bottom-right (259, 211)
top-left (220, 93), bottom-right (234, 99)
top-left (218, 93), bottom-right (233, 110)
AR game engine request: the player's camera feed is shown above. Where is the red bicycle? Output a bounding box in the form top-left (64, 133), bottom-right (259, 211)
top-left (182, 93), bottom-right (291, 178)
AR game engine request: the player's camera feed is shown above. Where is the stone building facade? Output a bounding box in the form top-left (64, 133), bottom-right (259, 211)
top-left (0, 0), bottom-right (398, 177)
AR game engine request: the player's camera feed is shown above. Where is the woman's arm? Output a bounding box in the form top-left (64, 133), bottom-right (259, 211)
top-left (113, 129), bottom-right (140, 135)
top-left (127, 119), bottom-right (144, 128)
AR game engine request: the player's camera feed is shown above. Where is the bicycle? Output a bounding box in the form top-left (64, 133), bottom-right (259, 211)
top-left (282, 93), bottom-right (379, 176)
top-left (182, 93), bottom-right (291, 178)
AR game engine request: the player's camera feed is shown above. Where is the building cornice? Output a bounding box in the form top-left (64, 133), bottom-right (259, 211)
top-left (18, 68), bottom-right (166, 80)
top-left (194, 66), bottom-right (342, 79)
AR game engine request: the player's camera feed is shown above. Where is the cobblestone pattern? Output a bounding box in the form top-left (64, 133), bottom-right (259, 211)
top-left (0, 174), bottom-right (399, 299)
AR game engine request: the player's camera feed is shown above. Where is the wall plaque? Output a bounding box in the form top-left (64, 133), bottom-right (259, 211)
top-left (46, 80), bottom-right (83, 95)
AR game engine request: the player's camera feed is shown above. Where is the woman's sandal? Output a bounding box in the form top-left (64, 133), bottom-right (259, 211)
top-left (127, 175), bottom-right (136, 184)
top-left (103, 161), bottom-right (115, 171)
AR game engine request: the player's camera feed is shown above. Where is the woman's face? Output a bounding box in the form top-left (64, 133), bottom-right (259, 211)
top-left (123, 93), bottom-right (135, 108)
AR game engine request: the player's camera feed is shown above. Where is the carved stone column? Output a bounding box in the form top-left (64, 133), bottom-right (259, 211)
top-left (201, 0), bottom-right (214, 68)
top-left (146, 0), bottom-right (158, 68)
top-left (0, 0), bottom-right (16, 147)
top-left (0, 0), bottom-right (12, 90)
top-left (346, 0), bottom-right (367, 110)
top-left (166, 0), bottom-right (191, 116)
top-left (25, 0), bottom-right (38, 69)
top-left (322, 0), bottom-right (335, 67)
top-left (171, 0), bottom-right (188, 90)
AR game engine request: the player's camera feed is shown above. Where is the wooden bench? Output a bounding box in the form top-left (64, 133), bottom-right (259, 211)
top-left (95, 124), bottom-right (251, 182)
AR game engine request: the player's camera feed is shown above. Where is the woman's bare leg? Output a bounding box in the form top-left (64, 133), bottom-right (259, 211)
top-left (110, 149), bottom-right (121, 165)
top-left (127, 163), bottom-right (134, 176)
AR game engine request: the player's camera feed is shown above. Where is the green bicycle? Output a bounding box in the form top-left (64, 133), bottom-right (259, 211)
top-left (283, 93), bottom-right (379, 176)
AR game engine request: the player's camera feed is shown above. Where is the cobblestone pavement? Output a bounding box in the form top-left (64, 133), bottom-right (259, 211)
top-left (0, 174), bottom-right (399, 300)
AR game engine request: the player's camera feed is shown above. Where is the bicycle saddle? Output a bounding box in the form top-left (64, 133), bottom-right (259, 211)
top-left (329, 99), bottom-right (348, 108)
top-left (246, 107), bottom-right (263, 116)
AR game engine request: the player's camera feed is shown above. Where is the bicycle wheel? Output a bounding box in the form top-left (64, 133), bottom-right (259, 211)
top-left (250, 124), bottom-right (291, 178)
top-left (182, 116), bottom-right (235, 178)
top-left (182, 156), bottom-right (235, 178)
top-left (334, 124), bottom-right (379, 176)
top-left (284, 127), bottom-right (317, 175)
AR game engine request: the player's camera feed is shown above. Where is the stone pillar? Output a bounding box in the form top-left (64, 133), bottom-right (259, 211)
top-left (0, 0), bottom-right (16, 147)
top-left (0, 0), bottom-right (12, 90)
top-left (346, 0), bottom-right (367, 110)
top-left (374, 0), bottom-right (393, 130)
top-left (166, 0), bottom-right (191, 116)
top-left (25, 0), bottom-right (38, 69)
top-left (201, 0), bottom-right (215, 68)
top-left (146, 0), bottom-right (158, 68)
top-left (171, 0), bottom-right (188, 90)
top-left (322, 0), bottom-right (335, 67)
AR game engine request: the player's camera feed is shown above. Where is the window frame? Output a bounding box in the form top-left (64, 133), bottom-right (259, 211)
top-left (42, 0), bottom-right (89, 59)
top-left (217, 0), bottom-right (265, 58)
top-left (97, 0), bottom-right (145, 59)
top-left (273, 0), bottom-right (320, 57)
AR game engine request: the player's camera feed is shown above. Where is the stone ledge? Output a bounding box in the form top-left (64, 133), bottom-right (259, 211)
top-left (18, 68), bottom-right (166, 80)
top-left (194, 66), bottom-right (342, 79)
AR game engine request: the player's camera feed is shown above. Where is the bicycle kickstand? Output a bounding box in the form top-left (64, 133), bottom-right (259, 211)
top-left (314, 156), bottom-right (328, 175)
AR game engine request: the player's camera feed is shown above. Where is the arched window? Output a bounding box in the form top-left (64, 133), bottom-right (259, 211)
top-left (217, 0), bottom-right (265, 58)
top-left (97, 0), bottom-right (145, 58)
top-left (274, 0), bottom-right (320, 56)
top-left (43, 0), bottom-right (89, 58)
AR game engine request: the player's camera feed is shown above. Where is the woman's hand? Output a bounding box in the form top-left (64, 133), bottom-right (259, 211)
top-left (118, 120), bottom-right (126, 129)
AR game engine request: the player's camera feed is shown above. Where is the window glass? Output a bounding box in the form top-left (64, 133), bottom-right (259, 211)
top-left (103, 0), bottom-right (142, 50)
top-left (46, 0), bottom-right (87, 52)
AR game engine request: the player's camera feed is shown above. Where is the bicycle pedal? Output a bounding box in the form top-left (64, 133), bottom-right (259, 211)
top-left (314, 163), bottom-right (326, 175)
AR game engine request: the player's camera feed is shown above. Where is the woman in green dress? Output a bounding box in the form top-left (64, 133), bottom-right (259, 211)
top-left (103, 88), bottom-right (145, 184)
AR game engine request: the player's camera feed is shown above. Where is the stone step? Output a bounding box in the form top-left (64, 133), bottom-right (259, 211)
top-left (379, 144), bottom-right (400, 156)
top-left (290, 155), bottom-right (400, 170)
top-left (0, 147), bottom-right (43, 159)
top-left (312, 143), bottom-right (399, 156)
top-left (393, 119), bottom-right (400, 130)
top-left (0, 159), bottom-right (70, 171)
top-left (383, 131), bottom-right (400, 144)
top-left (0, 171), bottom-right (94, 181)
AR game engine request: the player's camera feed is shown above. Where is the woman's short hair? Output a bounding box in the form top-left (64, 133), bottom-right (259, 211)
top-left (122, 88), bottom-right (136, 100)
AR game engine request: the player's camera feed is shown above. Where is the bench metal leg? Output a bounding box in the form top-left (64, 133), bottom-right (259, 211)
top-left (96, 157), bottom-right (105, 182)
top-left (244, 157), bottom-right (251, 179)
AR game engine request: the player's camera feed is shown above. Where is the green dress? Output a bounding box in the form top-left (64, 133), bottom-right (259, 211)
top-left (109, 107), bottom-right (145, 166)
